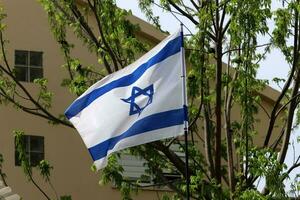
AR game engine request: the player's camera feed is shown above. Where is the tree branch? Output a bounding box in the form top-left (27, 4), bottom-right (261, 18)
top-left (264, 6), bottom-right (299, 148)
top-left (151, 141), bottom-right (188, 178)
top-left (88, 0), bottom-right (121, 71)
top-left (167, 0), bottom-right (199, 25)
top-left (277, 6), bottom-right (300, 164)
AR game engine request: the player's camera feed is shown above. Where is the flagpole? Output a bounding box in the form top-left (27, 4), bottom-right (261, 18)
top-left (180, 23), bottom-right (190, 200)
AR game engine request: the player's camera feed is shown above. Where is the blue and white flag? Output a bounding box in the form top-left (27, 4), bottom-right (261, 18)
top-left (65, 30), bottom-right (187, 170)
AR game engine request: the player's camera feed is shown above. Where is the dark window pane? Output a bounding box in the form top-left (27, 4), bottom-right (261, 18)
top-left (15, 151), bottom-right (30, 166)
top-left (15, 50), bottom-right (28, 65)
top-left (15, 135), bottom-right (44, 167)
top-left (15, 151), bottom-right (21, 166)
top-left (30, 152), bottom-right (44, 166)
top-left (30, 51), bottom-right (42, 66)
top-left (30, 136), bottom-right (44, 152)
top-left (25, 136), bottom-right (30, 152)
top-left (15, 66), bottom-right (28, 82)
top-left (14, 135), bottom-right (29, 166)
top-left (29, 68), bottom-right (43, 82)
top-left (14, 134), bottom-right (28, 151)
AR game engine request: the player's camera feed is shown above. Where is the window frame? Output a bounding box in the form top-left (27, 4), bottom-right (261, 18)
top-left (14, 50), bottom-right (43, 82)
top-left (118, 143), bottom-right (184, 188)
top-left (14, 135), bottom-right (45, 167)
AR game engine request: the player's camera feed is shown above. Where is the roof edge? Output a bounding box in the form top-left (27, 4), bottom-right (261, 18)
top-left (126, 15), bottom-right (167, 43)
top-left (76, 0), bottom-right (281, 103)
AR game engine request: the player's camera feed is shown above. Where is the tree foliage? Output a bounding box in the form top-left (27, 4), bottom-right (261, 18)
top-left (14, 130), bottom-right (67, 200)
top-left (1, 0), bottom-right (300, 199)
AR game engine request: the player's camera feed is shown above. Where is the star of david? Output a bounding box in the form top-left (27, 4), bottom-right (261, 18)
top-left (121, 84), bottom-right (154, 116)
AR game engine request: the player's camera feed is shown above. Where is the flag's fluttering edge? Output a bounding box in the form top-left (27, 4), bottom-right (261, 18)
top-left (65, 30), bottom-right (187, 170)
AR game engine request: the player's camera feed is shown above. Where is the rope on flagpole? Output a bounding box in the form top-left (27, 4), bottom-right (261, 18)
top-left (180, 23), bottom-right (190, 200)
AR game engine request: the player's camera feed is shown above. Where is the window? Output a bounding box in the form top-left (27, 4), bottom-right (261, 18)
top-left (15, 135), bottom-right (44, 167)
top-left (14, 50), bottom-right (43, 82)
top-left (118, 144), bottom-right (183, 187)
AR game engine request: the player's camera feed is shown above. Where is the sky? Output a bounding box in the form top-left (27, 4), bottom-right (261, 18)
top-left (116, 0), bottom-right (289, 89)
top-left (115, 0), bottom-right (300, 195)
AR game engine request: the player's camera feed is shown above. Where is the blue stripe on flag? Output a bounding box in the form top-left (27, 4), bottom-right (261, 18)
top-left (65, 35), bottom-right (182, 119)
top-left (88, 108), bottom-right (185, 161)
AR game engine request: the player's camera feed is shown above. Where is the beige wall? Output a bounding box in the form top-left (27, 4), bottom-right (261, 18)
top-left (0, 0), bottom-right (170, 199)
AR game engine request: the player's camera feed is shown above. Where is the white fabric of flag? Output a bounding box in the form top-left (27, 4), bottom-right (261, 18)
top-left (65, 30), bottom-right (187, 170)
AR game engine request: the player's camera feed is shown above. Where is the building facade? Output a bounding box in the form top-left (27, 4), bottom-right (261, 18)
top-left (0, 0), bottom-right (170, 199)
top-left (0, 0), bottom-right (282, 199)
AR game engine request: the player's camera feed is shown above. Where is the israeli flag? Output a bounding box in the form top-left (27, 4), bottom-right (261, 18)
top-left (65, 30), bottom-right (187, 170)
